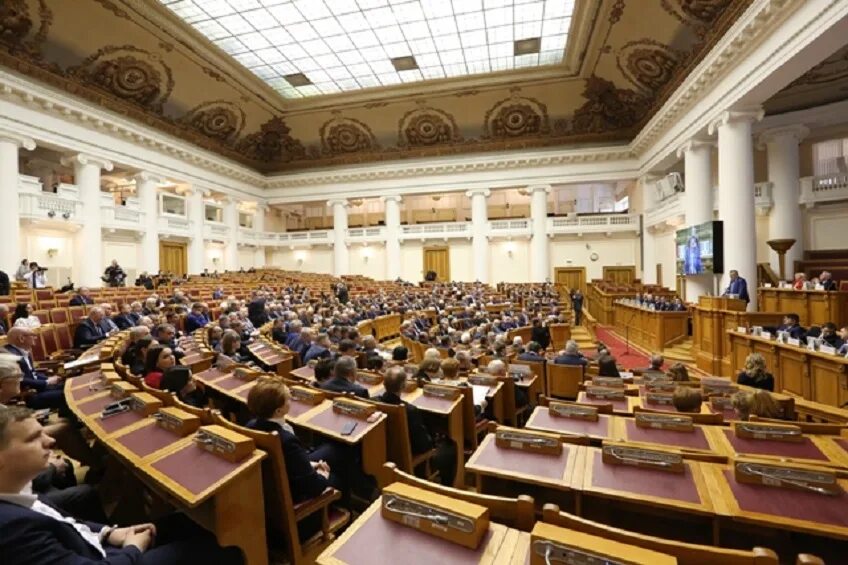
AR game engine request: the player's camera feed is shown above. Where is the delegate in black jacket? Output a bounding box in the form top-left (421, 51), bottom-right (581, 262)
top-left (377, 391), bottom-right (433, 455)
top-left (246, 418), bottom-right (329, 503)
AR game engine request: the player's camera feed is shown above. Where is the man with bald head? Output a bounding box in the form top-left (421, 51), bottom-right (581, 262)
top-left (73, 307), bottom-right (107, 349)
top-left (4, 328), bottom-right (65, 410)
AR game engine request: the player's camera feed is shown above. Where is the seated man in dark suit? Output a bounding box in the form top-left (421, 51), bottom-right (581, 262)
top-left (820, 271), bottom-right (838, 291)
top-left (530, 318), bottom-right (551, 350)
top-left (184, 302), bottom-right (209, 334)
top-left (270, 318), bottom-right (287, 345)
top-left (111, 303), bottom-right (135, 330)
top-left (318, 356), bottom-right (368, 399)
top-left (303, 334), bottom-right (332, 364)
top-left (0, 406), bottom-right (242, 565)
top-left (819, 322), bottom-right (843, 349)
top-left (377, 367), bottom-right (455, 486)
top-left (4, 328), bottom-right (65, 411)
top-left (68, 287), bottom-right (94, 306)
top-left (73, 308), bottom-right (107, 349)
top-left (553, 340), bottom-right (588, 368)
top-left (334, 339), bottom-right (358, 361)
top-left (777, 313), bottom-right (806, 341)
top-left (517, 341), bottom-right (546, 363)
top-left (636, 354), bottom-right (666, 379)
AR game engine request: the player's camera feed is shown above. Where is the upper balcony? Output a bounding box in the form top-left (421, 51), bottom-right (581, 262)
top-left (101, 194), bottom-right (145, 232)
top-left (203, 222), bottom-right (230, 242)
top-left (801, 173), bottom-right (848, 207)
top-left (347, 226), bottom-right (387, 244)
top-left (549, 213), bottom-right (640, 235)
top-left (400, 221), bottom-right (471, 241)
top-left (18, 175), bottom-right (84, 227)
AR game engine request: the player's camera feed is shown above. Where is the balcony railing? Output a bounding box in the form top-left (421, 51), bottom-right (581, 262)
top-left (203, 222), bottom-right (230, 242)
top-left (18, 176), bottom-right (83, 223)
top-left (347, 226), bottom-right (386, 243)
top-left (801, 174), bottom-right (848, 206)
top-left (157, 215), bottom-right (192, 237)
top-left (101, 194), bottom-right (145, 231)
top-left (400, 221), bottom-right (472, 240)
top-left (549, 213), bottom-right (640, 234)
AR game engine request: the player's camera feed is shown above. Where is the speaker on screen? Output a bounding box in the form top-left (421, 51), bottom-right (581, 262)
top-left (675, 221), bottom-right (724, 276)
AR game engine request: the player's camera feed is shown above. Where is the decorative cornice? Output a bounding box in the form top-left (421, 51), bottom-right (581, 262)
top-left (0, 129), bottom-right (36, 150)
top-left (676, 138), bottom-right (715, 159)
top-left (632, 0), bottom-right (799, 156)
top-left (61, 153), bottom-right (114, 171)
top-left (756, 124), bottom-right (810, 149)
top-left (708, 108), bottom-right (765, 135)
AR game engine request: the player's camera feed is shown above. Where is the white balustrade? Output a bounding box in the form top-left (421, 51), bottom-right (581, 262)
top-left (157, 215), bottom-right (192, 237)
top-left (346, 226), bottom-right (386, 243)
top-left (400, 221), bottom-right (471, 240)
top-left (203, 222), bottom-right (230, 242)
top-left (800, 174), bottom-right (848, 206)
top-left (18, 176), bottom-right (83, 222)
top-left (549, 213), bottom-right (640, 234)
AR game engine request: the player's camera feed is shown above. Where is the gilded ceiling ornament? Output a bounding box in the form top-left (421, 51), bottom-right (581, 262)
top-left (617, 40), bottom-right (684, 93)
top-left (319, 117), bottom-right (378, 156)
top-left (397, 107), bottom-right (461, 148)
top-left (0, 0), bottom-right (51, 55)
top-left (236, 117), bottom-right (305, 163)
top-left (179, 101), bottom-right (245, 144)
top-left (661, 0), bottom-right (732, 26)
top-left (68, 46), bottom-right (173, 113)
top-left (571, 76), bottom-right (650, 134)
top-left (483, 95), bottom-right (550, 140)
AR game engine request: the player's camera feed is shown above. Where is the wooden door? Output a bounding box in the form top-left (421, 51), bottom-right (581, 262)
top-left (423, 247), bottom-right (450, 281)
top-left (554, 267), bottom-right (586, 294)
top-left (159, 241), bottom-right (187, 276)
top-left (602, 265), bottom-right (636, 284)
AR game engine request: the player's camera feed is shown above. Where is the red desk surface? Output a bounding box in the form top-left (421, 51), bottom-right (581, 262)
top-left (722, 469), bottom-right (848, 527)
top-left (78, 394), bottom-right (119, 416)
top-left (577, 392), bottom-right (629, 411)
top-left (212, 374), bottom-right (249, 391)
top-left (234, 385), bottom-right (254, 401)
top-left (95, 409), bottom-right (144, 434)
top-left (590, 451), bottom-right (701, 504)
top-left (306, 407), bottom-right (375, 442)
top-left (194, 367), bottom-right (227, 383)
top-left (722, 429), bottom-right (828, 461)
top-left (287, 398), bottom-right (317, 419)
top-left (70, 383), bottom-right (105, 402)
top-left (624, 419), bottom-right (711, 451)
top-left (151, 444), bottom-right (243, 495)
top-left (640, 401), bottom-right (678, 413)
top-left (117, 424), bottom-right (180, 458)
top-left (834, 438), bottom-right (848, 456)
top-left (290, 366), bottom-right (314, 380)
top-left (472, 438), bottom-right (573, 481)
top-left (526, 410), bottom-right (611, 439)
top-left (71, 370), bottom-right (102, 389)
top-left (333, 503), bottom-right (497, 565)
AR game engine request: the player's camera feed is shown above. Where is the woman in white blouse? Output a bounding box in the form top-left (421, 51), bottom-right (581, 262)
top-left (12, 303), bottom-right (41, 329)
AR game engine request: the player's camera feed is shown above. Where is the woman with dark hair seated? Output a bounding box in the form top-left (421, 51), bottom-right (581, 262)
top-left (143, 345), bottom-right (175, 389)
top-left (391, 346), bottom-right (409, 365)
top-left (127, 336), bottom-right (155, 376)
top-left (161, 366), bottom-right (206, 408)
top-left (597, 352), bottom-right (621, 378)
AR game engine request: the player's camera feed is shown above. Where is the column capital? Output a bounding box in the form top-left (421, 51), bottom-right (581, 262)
top-left (60, 153), bottom-right (114, 172)
top-left (255, 201), bottom-right (270, 212)
top-left (525, 184), bottom-right (551, 194)
top-left (327, 198), bottom-right (349, 209)
top-left (380, 194), bottom-right (403, 204)
top-left (676, 138), bottom-right (715, 159)
top-left (707, 108), bottom-right (764, 135)
top-left (0, 130), bottom-right (35, 151)
top-left (132, 171), bottom-right (164, 185)
top-left (465, 188), bottom-right (491, 198)
top-left (756, 125), bottom-right (810, 150)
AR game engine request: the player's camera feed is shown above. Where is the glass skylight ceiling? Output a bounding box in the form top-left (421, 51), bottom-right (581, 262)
top-left (160, 0), bottom-right (574, 98)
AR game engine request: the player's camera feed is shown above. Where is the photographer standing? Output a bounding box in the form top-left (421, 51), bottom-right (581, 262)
top-left (23, 262), bottom-right (47, 289)
top-left (103, 259), bottom-right (126, 287)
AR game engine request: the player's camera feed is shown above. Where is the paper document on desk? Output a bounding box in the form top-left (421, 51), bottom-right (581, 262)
top-left (471, 385), bottom-right (489, 407)
top-left (63, 355), bottom-right (100, 370)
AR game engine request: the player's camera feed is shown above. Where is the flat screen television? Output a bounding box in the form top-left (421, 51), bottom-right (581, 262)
top-left (675, 220), bottom-right (723, 276)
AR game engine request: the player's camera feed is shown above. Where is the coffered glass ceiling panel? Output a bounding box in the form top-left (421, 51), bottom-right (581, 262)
top-left (160, 0), bottom-right (574, 98)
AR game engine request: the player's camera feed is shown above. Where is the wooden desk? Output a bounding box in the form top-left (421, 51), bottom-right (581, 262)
top-left (693, 295), bottom-right (785, 375)
top-left (317, 497), bottom-right (514, 565)
top-left (704, 464), bottom-right (848, 541)
top-left (524, 406), bottom-right (614, 443)
top-left (465, 434), bottom-right (582, 511)
top-left (588, 285), bottom-right (677, 326)
top-left (728, 331), bottom-right (848, 407)
top-left (294, 401), bottom-right (390, 488)
top-left (707, 426), bottom-right (847, 471)
top-left (612, 301), bottom-right (689, 352)
top-left (613, 419), bottom-right (726, 459)
top-left (758, 287), bottom-right (848, 327)
top-left (575, 392), bottom-right (642, 416)
top-left (404, 388), bottom-right (465, 488)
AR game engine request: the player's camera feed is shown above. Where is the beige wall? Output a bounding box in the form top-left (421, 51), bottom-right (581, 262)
top-left (805, 203), bottom-right (848, 251)
top-left (489, 240), bottom-right (531, 283)
top-left (270, 247), bottom-right (333, 274)
top-left (549, 235), bottom-right (640, 281)
top-left (349, 244), bottom-right (387, 279)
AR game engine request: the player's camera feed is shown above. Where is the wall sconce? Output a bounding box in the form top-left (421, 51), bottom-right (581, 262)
top-left (212, 257), bottom-right (220, 265)
top-left (505, 241), bottom-right (515, 258)
top-left (62, 212), bottom-right (70, 220)
top-left (47, 210), bottom-right (55, 218)
top-left (47, 248), bottom-right (58, 258)
top-left (294, 250), bottom-right (307, 266)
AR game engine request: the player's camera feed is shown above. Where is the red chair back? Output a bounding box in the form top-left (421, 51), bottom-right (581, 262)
top-left (68, 307), bottom-right (85, 323)
top-left (33, 310), bottom-right (50, 325)
top-left (50, 308), bottom-right (69, 324)
top-left (55, 324), bottom-right (73, 350)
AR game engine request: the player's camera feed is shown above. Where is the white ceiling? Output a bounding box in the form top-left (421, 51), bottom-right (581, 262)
top-left (160, 0), bottom-right (575, 98)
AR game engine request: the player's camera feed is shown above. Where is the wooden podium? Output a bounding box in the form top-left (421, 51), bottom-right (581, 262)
top-left (693, 296), bottom-right (785, 376)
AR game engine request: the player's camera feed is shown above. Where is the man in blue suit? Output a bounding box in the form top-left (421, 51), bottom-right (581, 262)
top-left (0, 406), bottom-right (242, 565)
top-left (723, 270), bottom-right (750, 303)
top-left (4, 328), bottom-right (65, 411)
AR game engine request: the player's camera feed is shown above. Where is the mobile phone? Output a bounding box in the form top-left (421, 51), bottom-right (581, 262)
top-left (341, 421), bottom-right (357, 436)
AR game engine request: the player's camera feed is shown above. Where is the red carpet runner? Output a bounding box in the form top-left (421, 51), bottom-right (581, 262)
top-left (589, 326), bottom-right (655, 370)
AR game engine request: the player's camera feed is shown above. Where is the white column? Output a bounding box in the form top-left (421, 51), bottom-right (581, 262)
top-left (467, 188), bottom-right (490, 283)
top-left (0, 132), bottom-right (35, 273)
top-left (677, 139), bottom-right (715, 301)
top-left (382, 195), bottom-right (402, 280)
top-left (187, 188), bottom-right (206, 275)
top-left (223, 198), bottom-right (239, 272)
top-left (758, 125), bottom-right (808, 280)
top-left (710, 108), bottom-right (764, 311)
top-left (640, 175), bottom-right (659, 285)
top-left (133, 172), bottom-right (161, 275)
top-left (61, 154), bottom-right (113, 287)
top-left (528, 185), bottom-right (551, 282)
top-left (328, 199), bottom-right (349, 276)
top-left (253, 203), bottom-right (267, 267)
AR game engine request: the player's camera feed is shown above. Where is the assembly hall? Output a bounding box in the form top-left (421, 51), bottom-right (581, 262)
top-left (0, 0), bottom-right (847, 563)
